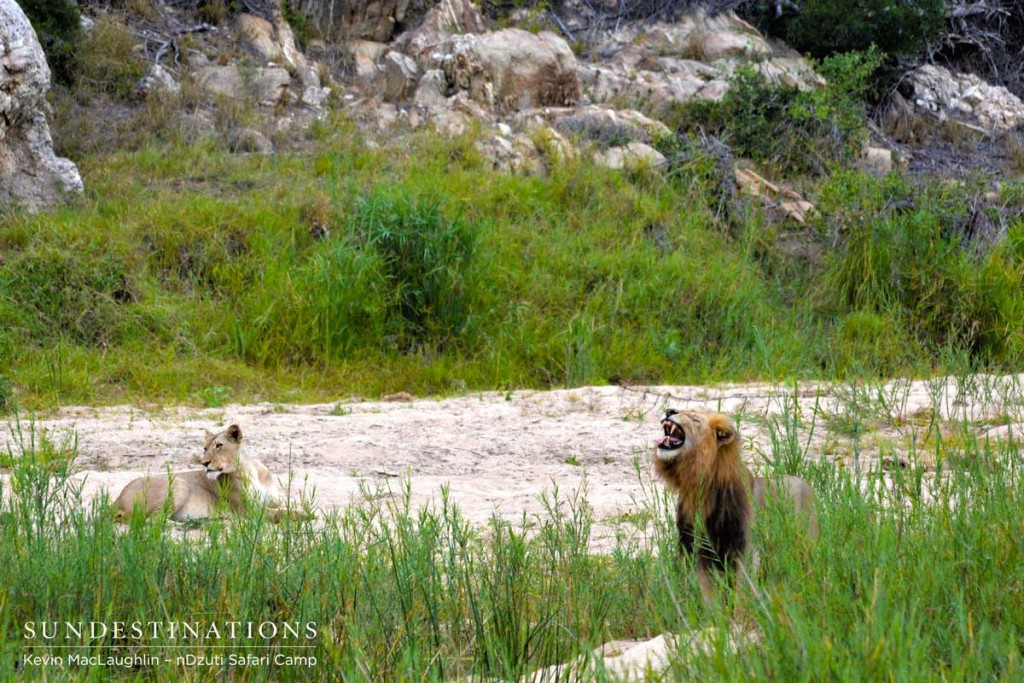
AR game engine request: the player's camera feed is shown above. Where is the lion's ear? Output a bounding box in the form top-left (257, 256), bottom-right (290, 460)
top-left (710, 415), bottom-right (737, 446)
top-left (204, 429), bottom-right (214, 446)
top-left (226, 424), bottom-right (242, 443)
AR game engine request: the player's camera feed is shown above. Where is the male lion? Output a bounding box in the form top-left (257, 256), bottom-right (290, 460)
top-left (113, 424), bottom-right (284, 522)
top-left (653, 409), bottom-right (817, 608)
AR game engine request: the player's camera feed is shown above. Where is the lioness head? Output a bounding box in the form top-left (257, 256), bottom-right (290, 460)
top-left (654, 409), bottom-right (737, 463)
top-left (197, 424), bottom-right (243, 480)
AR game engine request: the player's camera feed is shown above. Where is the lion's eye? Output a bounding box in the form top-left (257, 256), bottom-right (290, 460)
top-left (215, 443), bottom-right (222, 450)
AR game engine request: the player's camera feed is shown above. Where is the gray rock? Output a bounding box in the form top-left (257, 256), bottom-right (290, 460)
top-left (435, 30), bottom-right (580, 113)
top-left (401, 0), bottom-right (488, 57)
top-left (133, 64), bottom-right (181, 100)
top-left (0, 0), bottom-right (83, 211)
top-left (909, 64), bottom-right (1024, 134)
top-left (594, 142), bottom-right (666, 170)
top-left (256, 67), bottom-right (292, 106)
top-left (414, 69), bottom-right (448, 109)
top-left (197, 64), bottom-right (245, 99)
top-left (383, 51), bottom-right (420, 102)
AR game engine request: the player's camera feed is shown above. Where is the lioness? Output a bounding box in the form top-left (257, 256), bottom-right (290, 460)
top-left (653, 409), bottom-right (817, 607)
top-left (113, 424), bottom-right (284, 522)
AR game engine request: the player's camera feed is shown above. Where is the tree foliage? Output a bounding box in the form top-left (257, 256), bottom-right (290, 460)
top-left (17, 0), bottom-right (83, 86)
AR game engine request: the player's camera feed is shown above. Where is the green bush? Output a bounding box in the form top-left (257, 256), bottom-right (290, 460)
top-left (355, 189), bottom-right (477, 351)
top-left (815, 172), bottom-right (1024, 360)
top-left (742, 0), bottom-right (946, 61)
top-left (672, 50), bottom-right (880, 176)
top-left (17, 0), bottom-right (82, 86)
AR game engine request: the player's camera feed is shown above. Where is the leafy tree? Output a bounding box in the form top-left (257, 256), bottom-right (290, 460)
top-left (17, 0), bottom-right (83, 86)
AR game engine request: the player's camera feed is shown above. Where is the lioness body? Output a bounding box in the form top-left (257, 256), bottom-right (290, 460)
top-left (114, 424), bottom-right (283, 522)
top-left (654, 410), bottom-right (817, 606)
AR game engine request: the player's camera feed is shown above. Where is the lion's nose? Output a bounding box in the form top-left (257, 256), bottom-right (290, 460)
top-left (202, 459), bottom-right (211, 467)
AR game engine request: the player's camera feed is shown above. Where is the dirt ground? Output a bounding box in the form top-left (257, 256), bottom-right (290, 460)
top-left (3, 376), bottom-right (1021, 545)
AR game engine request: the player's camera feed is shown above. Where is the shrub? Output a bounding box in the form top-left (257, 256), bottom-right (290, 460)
top-left (73, 16), bottom-right (148, 101)
top-left (741, 0), bottom-right (946, 61)
top-left (355, 189), bottom-right (478, 350)
top-left (672, 49), bottom-right (880, 176)
top-left (17, 0), bottom-right (82, 87)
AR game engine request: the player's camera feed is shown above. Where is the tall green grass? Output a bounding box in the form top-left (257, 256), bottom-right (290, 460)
top-left (1, 126), bottom-right (1023, 409)
top-left (1, 384), bottom-right (1021, 680)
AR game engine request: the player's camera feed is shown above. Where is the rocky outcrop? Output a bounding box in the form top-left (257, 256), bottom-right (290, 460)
top-left (429, 30), bottom-right (581, 113)
top-left (578, 11), bottom-right (824, 113)
top-left (233, 13), bottom-right (329, 108)
top-left (383, 51), bottom-right (419, 102)
top-left (398, 0), bottom-right (488, 57)
top-left (909, 64), bottom-right (1024, 134)
top-left (196, 64), bottom-right (293, 106)
top-left (517, 106), bottom-right (672, 148)
top-left (0, 0), bottom-right (83, 211)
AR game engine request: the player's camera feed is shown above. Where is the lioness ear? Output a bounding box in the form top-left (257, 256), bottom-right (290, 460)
top-left (710, 416), bottom-right (736, 446)
top-left (204, 429), bottom-right (214, 446)
top-left (226, 424), bottom-right (242, 443)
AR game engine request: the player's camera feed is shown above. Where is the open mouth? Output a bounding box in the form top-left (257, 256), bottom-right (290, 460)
top-left (657, 419), bottom-right (685, 451)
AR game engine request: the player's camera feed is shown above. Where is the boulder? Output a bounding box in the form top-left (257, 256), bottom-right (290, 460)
top-left (383, 51), bottom-right (420, 102)
top-left (400, 0), bottom-right (488, 57)
top-left (475, 133), bottom-right (542, 174)
top-left (197, 64), bottom-right (245, 99)
top-left (133, 64), bottom-right (181, 100)
top-left (594, 142), bottom-right (666, 170)
top-left (236, 13), bottom-right (281, 64)
top-left (909, 64), bottom-right (1024, 134)
top-left (520, 105), bottom-right (671, 147)
top-left (414, 69), bottom-right (448, 108)
top-left (577, 9), bottom-right (823, 112)
top-left (435, 30), bottom-right (580, 112)
top-left (0, 0), bottom-right (83, 211)
top-left (196, 64), bottom-right (292, 105)
top-left (630, 12), bottom-right (772, 62)
top-left (256, 68), bottom-right (292, 106)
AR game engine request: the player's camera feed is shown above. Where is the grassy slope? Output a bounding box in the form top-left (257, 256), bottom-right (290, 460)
top-left (3, 122), bottom-right (1022, 411)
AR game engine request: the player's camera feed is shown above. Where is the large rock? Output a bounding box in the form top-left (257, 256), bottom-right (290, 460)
top-left (434, 30), bottom-right (581, 112)
top-left (594, 142), bottom-right (666, 170)
top-left (133, 64), bottom-right (180, 100)
top-left (383, 51), bottom-right (419, 102)
top-left (287, 0), bottom-right (412, 43)
top-left (235, 13), bottom-right (327, 108)
top-left (578, 9), bottom-right (823, 113)
top-left (627, 12), bottom-right (773, 62)
top-left (909, 64), bottom-right (1024, 134)
top-left (236, 13), bottom-right (282, 64)
top-left (400, 0), bottom-right (488, 57)
top-left (196, 64), bottom-right (245, 99)
top-left (196, 65), bottom-right (292, 106)
top-left (0, 0), bottom-right (83, 211)
top-left (518, 105), bottom-right (671, 147)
